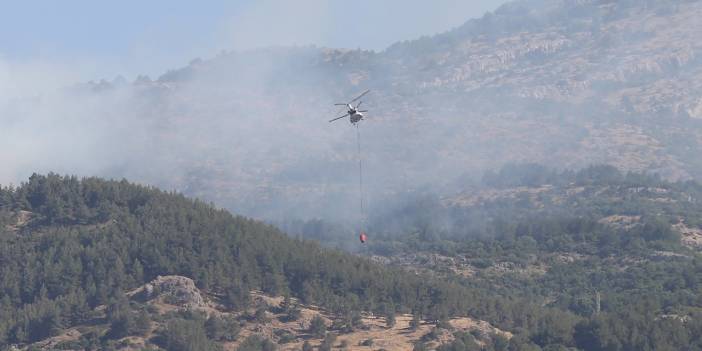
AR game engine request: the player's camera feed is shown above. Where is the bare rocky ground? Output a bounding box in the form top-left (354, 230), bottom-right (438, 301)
top-left (3, 210), bottom-right (35, 232)
top-left (674, 222), bottom-right (702, 249)
top-left (20, 276), bottom-right (509, 351)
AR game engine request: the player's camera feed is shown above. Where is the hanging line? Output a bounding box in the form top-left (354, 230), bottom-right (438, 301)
top-left (356, 124), bottom-right (365, 228)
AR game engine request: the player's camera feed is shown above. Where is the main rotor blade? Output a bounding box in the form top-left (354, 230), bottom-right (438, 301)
top-left (356, 101), bottom-right (363, 109)
top-left (358, 110), bottom-right (368, 113)
top-left (350, 89), bottom-right (370, 103)
top-left (334, 103), bottom-right (348, 106)
top-left (329, 114), bottom-right (349, 123)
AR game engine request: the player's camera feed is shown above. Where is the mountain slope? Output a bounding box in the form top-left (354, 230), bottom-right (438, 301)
top-left (4, 0), bottom-right (702, 220)
top-left (354, 165), bottom-right (702, 350)
top-left (19, 274), bottom-right (510, 351)
top-left (0, 174), bottom-right (483, 349)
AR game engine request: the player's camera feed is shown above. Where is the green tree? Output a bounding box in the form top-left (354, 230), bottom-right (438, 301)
top-left (410, 312), bottom-right (421, 331)
top-left (237, 334), bottom-right (276, 351)
top-left (162, 319), bottom-right (216, 351)
top-left (309, 315), bottom-right (327, 338)
top-left (134, 310), bottom-right (151, 336)
top-left (106, 294), bottom-right (132, 339)
top-left (301, 340), bottom-right (313, 351)
top-left (205, 315), bottom-right (227, 340)
top-left (319, 333), bottom-right (337, 351)
top-left (386, 312), bottom-right (396, 328)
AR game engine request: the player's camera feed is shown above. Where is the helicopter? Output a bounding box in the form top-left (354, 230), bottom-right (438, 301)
top-left (329, 89), bottom-right (370, 124)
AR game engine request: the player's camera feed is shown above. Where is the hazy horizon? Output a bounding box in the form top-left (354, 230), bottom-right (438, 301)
top-left (0, 1), bottom-right (508, 84)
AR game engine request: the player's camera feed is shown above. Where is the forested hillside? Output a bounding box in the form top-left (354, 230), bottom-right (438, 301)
top-left (8, 173), bottom-right (699, 350)
top-left (4, 0), bottom-right (702, 349)
top-left (289, 165), bottom-right (702, 350)
top-left (0, 174), bottom-right (477, 349)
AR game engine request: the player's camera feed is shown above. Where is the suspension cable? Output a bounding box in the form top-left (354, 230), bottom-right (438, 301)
top-left (356, 124), bottom-right (365, 227)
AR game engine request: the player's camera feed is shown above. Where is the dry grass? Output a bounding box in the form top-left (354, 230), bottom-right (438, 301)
top-left (221, 292), bottom-right (511, 351)
top-left (24, 276), bottom-right (511, 350)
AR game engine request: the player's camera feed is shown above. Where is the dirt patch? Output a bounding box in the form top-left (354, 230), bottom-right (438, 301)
top-left (227, 292), bottom-right (511, 351)
top-left (598, 215), bottom-right (641, 230)
top-left (4, 210), bottom-right (35, 232)
top-left (673, 222), bottom-right (702, 249)
top-left (445, 186), bottom-right (553, 208)
top-left (23, 328), bottom-right (82, 350)
top-left (485, 261), bottom-right (548, 277)
top-left (231, 313), bottom-right (509, 351)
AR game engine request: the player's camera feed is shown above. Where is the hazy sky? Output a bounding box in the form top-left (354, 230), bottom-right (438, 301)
top-left (0, 0), bottom-right (509, 80)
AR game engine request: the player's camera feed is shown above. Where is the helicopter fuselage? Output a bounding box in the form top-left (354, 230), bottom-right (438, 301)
top-left (329, 90), bottom-right (370, 124)
top-left (347, 104), bottom-right (363, 124)
top-left (350, 111), bottom-right (363, 124)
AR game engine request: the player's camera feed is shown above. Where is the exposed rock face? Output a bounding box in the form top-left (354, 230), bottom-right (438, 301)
top-left (136, 275), bottom-right (206, 309)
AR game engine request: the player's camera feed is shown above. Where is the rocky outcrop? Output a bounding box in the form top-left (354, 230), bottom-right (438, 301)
top-left (130, 275), bottom-right (206, 309)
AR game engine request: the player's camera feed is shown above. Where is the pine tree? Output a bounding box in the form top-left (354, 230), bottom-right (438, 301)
top-left (106, 293), bottom-right (133, 339)
top-left (386, 312), bottom-right (396, 329)
top-left (302, 341), bottom-right (313, 351)
top-left (134, 310), bottom-right (151, 336)
top-left (410, 312), bottom-right (421, 331)
top-left (163, 319), bottom-right (215, 351)
top-left (309, 315), bottom-right (327, 338)
top-left (205, 315), bottom-right (226, 340)
top-left (132, 259), bottom-right (145, 284)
